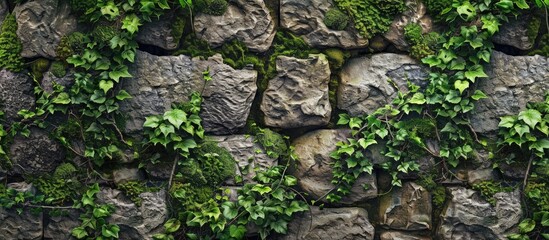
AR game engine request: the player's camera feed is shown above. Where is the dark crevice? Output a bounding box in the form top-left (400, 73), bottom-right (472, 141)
top-left (492, 43), bottom-right (529, 56)
top-left (136, 43), bottom-right (171, 56)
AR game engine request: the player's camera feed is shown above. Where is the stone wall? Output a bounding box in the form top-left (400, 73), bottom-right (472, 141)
top-left (0, 0), bottom-right (547, 239)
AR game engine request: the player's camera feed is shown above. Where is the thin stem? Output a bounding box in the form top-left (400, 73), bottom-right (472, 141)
top-left (168, 155), bottom-right (180, 190)
top-left (522, 154), bottom-right (534, 190)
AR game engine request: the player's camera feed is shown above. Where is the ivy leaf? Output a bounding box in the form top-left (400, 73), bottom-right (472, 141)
top-left (163, 109), bottom-right (187, 129)
top-left (229, 225), bottom-right (247, 239)
top-left (528, 139), bottom-right (549, 155)
top-left (251, 184), bottom-right (272, 195)
top-left (409, 93), bottom-right (426, 104)
top-left (376, 128), bottom-right (388, 139)
top-left (115, 90), bottom-right (132, 100)
top-left (358, 138), bottom-right (377, 149)
top-left (449, 58), bottom-right (466, 70)
top-left (143, 116), bottom-right (161, 128)
top-left (71, 227), bottom-right (88, 239)
top-left (454, 80), bottom-right (470, 94)
top-left (514, 0), bottom-right (529, 9)
top-left (121, 49), bottom-right (135, 63)
top-left (109, 65), bottom-right (132, 82)
top-left (337, 114), bottom-right (350, 125)
top-left (422, 55), bottom-right (441, 67)
top-left (122, 14), bottom-right (142, 35)
top-left (174, 139), bottom-right (197, 152)
top-left (445, 90), bottom-right (462, 104)
top-left (457, 1), bottom-right (476, 20)
top-left (52, 92), bottom-right (71, 104)
top-left (518, 218), bottom-right (536, 233)
top-left (163, 218), bottom-right (181, 233)
top-left (270, 219), bottom-right (288, 234)
top-left (464, 65), bottom-right (488, 82)
top-left (222, 202), bottom-right (238, 220)
top-left (90, 90), bottom-right (106, 104)
top-left (499, 116), bottom-right (516, 128)
top-left (101, 1), bottom-right (120, 20)
top-left (481, 15), bottom-right (501, 35)
top-left (518, 109), bottom-right (542, 129)
top-left (514, 124), bottom-right (529, 137)
top-left (99, 80), bottom-right (114, 93)
top-left (159, 123), bottom-right (175, 137)
top-left (102, 225), bottom-right (120, 238)
top-left (471, 90), bottom-right (488, 100)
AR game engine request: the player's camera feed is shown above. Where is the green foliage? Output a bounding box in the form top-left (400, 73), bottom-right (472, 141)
top-left (72, 183), bottom-right (120, 240)
top-left (255, 128), bottom-right (288, 160)
top-left (34, 177), bottom-right (82, 205)
top-left (171, 15), bottom-right (186, 45)
top-left (508, 180), bottom-right (549, 239)
top-left (56, 32), bottom-right (88, 61)
top-left (54, 162), bottom-right (78, 178)
top-left (530, 33), bottom-right (549, 57)
top-left (471, 180), bottom-right (513, 205)
top-left (423, 0), bottom-right (453, 22)
top-left (90, 25), bottom-right (120, 44)
top-left (199, 0), bottom-right (229, 16)
top-left (323, 8), bottom-right (350, 30)
top-left (332, 0), bottom-right (406, 39)
top-left (527, 17), bottom-right (541, 44)
top-left (68, 0), bottom-right (97, 13)
top-left (174, 33), bottom-right (215, 57)
top-left (30, 58), bottom-right (50, 79)
top-left (323, 48), bottom-right (350, 70)
top-left (404, 23), bottom-right (439, 60)
top-left (0, 14), bottom-right (23, 72)
top-left (50, 61), bottom-right (67, 78)
top-left (117, 181), bottom-right (158, 206)
top-left (218, 39), bottom-right (265, 73)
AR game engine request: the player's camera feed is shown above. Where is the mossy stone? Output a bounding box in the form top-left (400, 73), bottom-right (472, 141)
top-left (323, 8), bottom-right (349, 31)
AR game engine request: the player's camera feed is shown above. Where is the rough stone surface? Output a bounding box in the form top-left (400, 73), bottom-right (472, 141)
top-left (194, 0), bottom-right (276, 52)
top-left (380, 231), bottom-right (432, 240)
top-left (211, 135), bottom-right (277, 184)
top-left (493, 15), bottom-right (537, 50)
top-left (14, 0), bottom-right (77, 58)
top-left (0, 0), bottom-right (8, 27)
top-left (280, 206), bottom-right (375, 240)
top-left (379, 182), bottom-right (432, 230)
top-left (467, 169), bottom-right (496, 185)
top-left (0, 70), bottom-right (35, 124)
top-left (261, 55), bottom-right (331, 128)
top-left (44, 210), bottom-right (81, 239)
top-left (438, 187), bottom-right (522, 240)
top-left (338, 53), bottom-right (429, 116)
top-left (0, 182), bottom-right (42, 240)
top-left (119, 51), bottom-right (257, 135)
top-left (291, 129), bottom-right (378, 205)
top-left (383, 0), bottom-right (433, 51)
top-left (471, 51), bottom-right (549, 133)
top-left (10, 128), bottom-right (65, 175)
top-left (97, 188), bottom-right (168, 239)
top-left (113, 168), bottom-right (144, 185)
top-left (136, 12), bottom-right (181, 50)
top-left (41, 69), bottom-right (74, 94)
top-left (280, 0), bottom-right (368, 49)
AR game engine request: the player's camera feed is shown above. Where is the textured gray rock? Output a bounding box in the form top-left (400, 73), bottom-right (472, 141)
top-left (384, 0), bottom-right (433, 51)
top-left (0, 0), bottom-right (8, 27)
top-left (211, 135), bottom-right (277, 184)
top-left (97, 188), bottom-right (168, 239)
top-left (280, 0), bottom-right (368, 49)
top-left (380, 231), bottom-right (432, 240)
top-left (467, 169), bottom-right (496, 185)
top-left (493, 15), bottom-right (537, 50)
top-left (10, 128), bottom-right (65, 175)
top-left (438, 187), bottom-right (522, 240)
top-left (194, 0), bottom-right (276, 52)
top-left (281, 206), bottom-right (375, 240)
top-left (261, 54), bottom-right (331, 128)
top-left (471, 51), bottom-right (549, 133)
top-left (136, 12), bottom-right (182, 50)
top-left (14, 0), bottom-right (77, 58)
top-left (291, 129), bottom-right (377, 205)
top-left (44, 210), bottom-right (81, 240)
top-left (0, 70), bottom-right (35, 124)
top-left (338, 53), bottom-right (429, 116)
top-left (0, 183), bottom-right (42, 240)
top-left (119, 51), bottom-right (257, 135)
top-left (113, 168), bottom-right (144, 185)
top-left (41, 69), bottom-right (73, 94)
top-left (379, 182), bottom-right (432, 230)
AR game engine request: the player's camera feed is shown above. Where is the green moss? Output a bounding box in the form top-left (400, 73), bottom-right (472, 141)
top-left (404, 23), bottom-right (423, 45)
top-left (329, 77), bottom-right (339, 110)
top-left (525, 182), bottom-right (549, 211)
top-left (170, 182), bottom-right (214, 212)
top-left (53, 163), bottom-right (77, 178)
top-left (410, 42), bottom-right (435, 60)
top-left (174, 34), bottom-right (215, 57)
top-left (68, 0), bottom-right (97, 13)
top-left (472, 180), bottom-right (514, 205)
top-left (333, 0), bottom-right (406, 39)
top-left (323, 48), bottom-right (350, 70)
top-left (171, 15), bottom-right (186, 46)
top-left (255, 128), bottom-right (288, 159)
top-left (180, 141), bottom-right (236, 187)
top-left (219, 39), bottom-right (265, 73)
top-left (324, 8), bottom-right (350, 31)
top-left (50, 61), bottom-right (67, 78)
top-left (403, 23), bottom-right (438, 60)
top-left (529, 33), bottom-right (549, 57)
top-left (0, 14), bottom-right (23, 72)
top-left (526, 17), bottom-right (541, 43)
top-left (432, 186), bottom-right (446, 208)
top-left (91, 25), bottom-right (119, 44)
top-left (30, 58), bottom-right (50, 79)
top-left (56, 32), bottom-right (88, 61)
top-left (117, 181), bottom-right (159, 206)
top-left (34, 176), bottom-right (82, 205)
top-left (195, 0), bottom-right (229, 16)
top-left (423, 0), bottom-right (452, 22)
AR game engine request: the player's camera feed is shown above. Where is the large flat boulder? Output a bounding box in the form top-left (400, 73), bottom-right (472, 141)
top-left (379, 182), bottom-right (432, 230)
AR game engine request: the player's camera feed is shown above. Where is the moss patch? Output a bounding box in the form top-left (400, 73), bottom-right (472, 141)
top-left (0, 14), bottom-right (23, 72)
top-left (324, 8), bottom-right (349, 31)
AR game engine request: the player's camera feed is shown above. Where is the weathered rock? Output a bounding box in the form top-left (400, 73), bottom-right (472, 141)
top-left (379, 182), bottom-right (432, 230)
top-left (0, 182), bottom-right (42, 240)
top-left (119, 51), bottom-right (257, 135)
top-left (14, 0), bottom-right (77, 58)
top-left (0, 70), bottom-right (35, 124)
top-left (467, 169), bottom-right (497, 185)
top-left (292, 129), bottom-right (377, 205)
top-left (383, 0), bottom-right (433, 51)
top-left (10, 128), bottom-right (65, 175)
top-left (113, 168), bottom-right (144, 185)
top-left (97, 188), bottom-right (168, 239)
top-left (261, 55), bottom-right (331, 128)
top-left (136, 12), bottom-right (182, 50)
top-left (338, 53), bottom-right (429, 116)
top-left (44, 210), bottom-right (81, 240)
top-left (380, 231), bottom-right (432, 240)
top-left (280, 206), bottom-right (375, 240)
top-left (0, 0), bottom-right (8, 27)
top-left (211, 135), bottom-right (277, 184)
top-left (493, 15), bottom-right (537, 50)
top-left (280, 0), bottom-right (368, 49)
top-left (41, 69), bottom-right (73, 94)
top-left (471, 51), bottom-right (549, 133)
top-left (194, 0), bottom-right (276, 52)
top-left (438, 187), bottom-right (522, 240)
